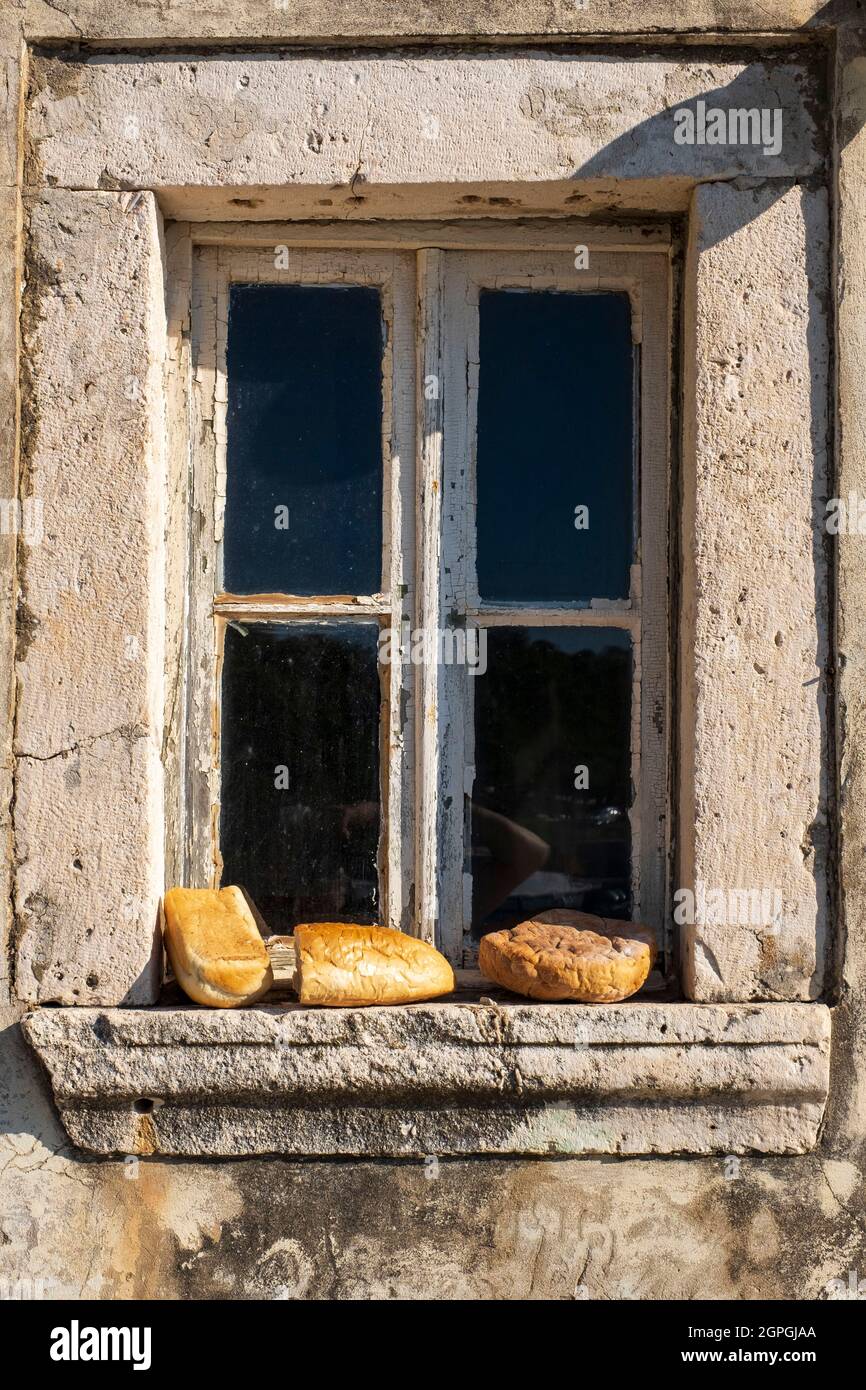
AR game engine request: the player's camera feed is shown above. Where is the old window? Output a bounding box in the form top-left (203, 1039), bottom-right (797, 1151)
top-left (17, 35), bottom-right (836, 1160)
top-left (189, 229), bottom-right (670, 970)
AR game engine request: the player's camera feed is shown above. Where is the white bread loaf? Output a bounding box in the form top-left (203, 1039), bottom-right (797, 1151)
top-left (294, 922), bottom-right (454, 1006)
top-left (162, 886), bottom-right (274, 1008)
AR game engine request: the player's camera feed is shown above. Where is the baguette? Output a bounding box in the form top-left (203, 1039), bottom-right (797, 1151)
top-left (162, 886), bottom-right (274, 1008)
top-left (294, 922), bottom-right (454, 1006)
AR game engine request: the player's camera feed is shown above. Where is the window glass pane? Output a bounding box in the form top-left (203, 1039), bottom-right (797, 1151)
top-left (220, 622), bottom-right (381, 934)
top-left (225, 283), bottom-right (383, 596)
top-left (471, 627), bottom-right (632, 935)
top-left (476, 290), bottom-right (633, 602)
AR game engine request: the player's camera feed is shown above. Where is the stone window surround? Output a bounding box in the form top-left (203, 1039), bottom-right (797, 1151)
top-left (13, 42), bottom-right (840, 1156)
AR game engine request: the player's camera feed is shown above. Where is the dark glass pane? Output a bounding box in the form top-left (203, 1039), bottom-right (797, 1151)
top-left (225, 284), bottom-right (383, 595)
top-left (476, 290), bottom-right (633, 602)
top-left (220, 622), bottom-right (381, 934)
top-left (471, 627), bottom-right (632, 935)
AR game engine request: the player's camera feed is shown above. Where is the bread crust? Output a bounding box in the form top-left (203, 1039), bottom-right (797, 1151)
top-left (294, 922), bottom-right (455, 1006)
top-left (478, 910), bottom-right (656, 1003)
top-left (162, 886), bottom-right (274, 1008)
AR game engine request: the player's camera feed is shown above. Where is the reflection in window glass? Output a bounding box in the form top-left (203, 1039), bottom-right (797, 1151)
top-left (225, 284), bottom-right (383, 596)
top-left (220, 622), bottom-right (381, 934)
top-left (476, 290), bottom-right (633, 602)
top-left (471, 627), bottom-right (632, 935)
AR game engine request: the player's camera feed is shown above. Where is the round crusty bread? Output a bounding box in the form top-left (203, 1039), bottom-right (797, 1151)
top-left (294, 922), bottom-right (454, 1006)
top-left (162, 886), bottom-right (274, 1008)
top-left (478, 910), bottom-right (656, 1003)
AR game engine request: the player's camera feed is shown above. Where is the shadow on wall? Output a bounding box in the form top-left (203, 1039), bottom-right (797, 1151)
top-left (0, 1019), bottom-right (68, 1148)
top-left (573, 61), bottom-right (827, 243)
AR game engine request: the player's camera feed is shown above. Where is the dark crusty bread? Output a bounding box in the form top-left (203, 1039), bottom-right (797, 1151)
top-left (478, 909), bottom-right (656, 1003)
top-left (294, 922), bottom-right (454, 1006)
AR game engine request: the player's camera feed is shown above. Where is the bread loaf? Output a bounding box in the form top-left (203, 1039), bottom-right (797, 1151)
top-left (478, 910), bottom-right (656, 1003)
top-left (162, 886), bottom-right (274, 1008)
top-left (294, 922), bottom-right (455, 1006)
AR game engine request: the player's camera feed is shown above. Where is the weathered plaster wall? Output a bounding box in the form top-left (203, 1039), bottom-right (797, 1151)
top-left (1, 3), bottom-right (865, 1302)
top-left (0, 0), bottom-right (856, 44)
top-left (0, 1027), bottom-right (863, 1300)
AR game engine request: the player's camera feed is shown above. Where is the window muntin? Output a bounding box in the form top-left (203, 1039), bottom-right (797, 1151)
top-left (189, 231), bottom-right (670, 973)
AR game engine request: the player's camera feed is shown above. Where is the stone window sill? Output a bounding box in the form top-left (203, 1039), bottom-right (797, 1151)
top-left (23, 985), bottom-right (831, 1158)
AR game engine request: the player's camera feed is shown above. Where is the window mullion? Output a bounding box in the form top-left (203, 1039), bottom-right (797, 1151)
top-left (416, 248), bottom-right (467, 959)
top-left (416, 247), bottom-right (445, 947)
top-left (382, 252), bottom-right (417, 934)
top-left (186, 246), bottom-right (222, 890)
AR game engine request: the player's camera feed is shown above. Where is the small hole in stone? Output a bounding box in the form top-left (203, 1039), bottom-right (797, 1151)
top-left (659, 1023), bottom-right (668, 1034)
top-left (86, 973), bottom-right (99, 988)
top-left (73, 858), bottom-right (83, 871)
top-left (133, 1098), bottom-right (154, 1115)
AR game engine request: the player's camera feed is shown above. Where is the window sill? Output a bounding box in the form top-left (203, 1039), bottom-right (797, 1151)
top-left (22, 990), bottom-right (830, 1159)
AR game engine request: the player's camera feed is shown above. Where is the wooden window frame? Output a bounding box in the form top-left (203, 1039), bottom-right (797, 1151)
top-left (189, 245), bottom-right (417, 937)
top-left (187, 223), bottom-right (672, 970)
